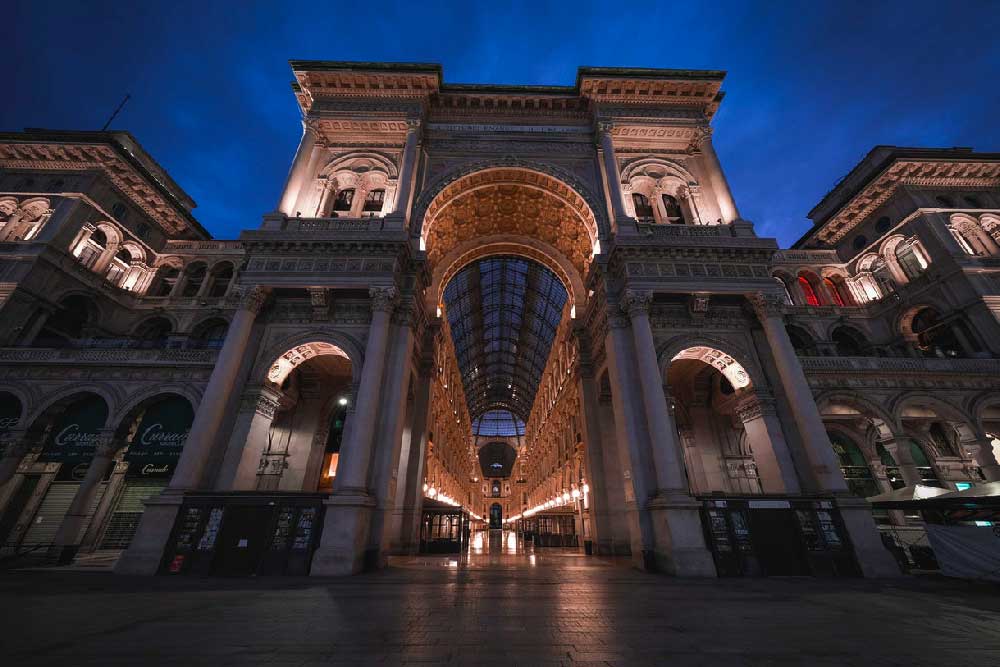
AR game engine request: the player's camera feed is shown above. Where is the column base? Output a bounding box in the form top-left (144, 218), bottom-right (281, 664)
top-left (835, 495), bottom-right (904, 578)
top-left (114, 491), bottom-right (184, 575)
top-left (647, 493), bottom-right (717, 577)
top-left (310, 493), bottom-right (376, 576)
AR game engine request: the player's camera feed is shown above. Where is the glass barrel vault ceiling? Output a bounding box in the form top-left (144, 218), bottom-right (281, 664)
top-left (443, 256), bottom-right (568, 432)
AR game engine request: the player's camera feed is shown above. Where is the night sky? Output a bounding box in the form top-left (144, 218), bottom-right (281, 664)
top-left (7, 1), bottom-right (999, 246)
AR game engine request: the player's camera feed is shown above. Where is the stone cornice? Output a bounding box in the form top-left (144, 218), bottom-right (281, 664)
top-left (805, 158), bottom-right (1000, 246)
top-left (0, 141), bottom-right (205, 238)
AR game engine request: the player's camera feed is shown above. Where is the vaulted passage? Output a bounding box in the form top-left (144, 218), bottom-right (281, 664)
top-left (442, 256), bottom-right (567, 421)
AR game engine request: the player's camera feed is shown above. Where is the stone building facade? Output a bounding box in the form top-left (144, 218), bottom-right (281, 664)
top-left (0, 62), bottom-right (997, 578)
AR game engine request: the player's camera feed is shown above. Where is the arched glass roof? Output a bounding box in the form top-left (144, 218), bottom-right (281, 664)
top-left (443, 256), bottom-right (568, 423)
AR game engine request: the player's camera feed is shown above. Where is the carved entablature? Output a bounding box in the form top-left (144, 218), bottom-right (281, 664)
top-left (612, 245), bottom-right (775, 284)
top-left (578, 70), bottom-right (725, 118)
top-left (0, 142), bottom-right (198, 237)
top-left (291, 62), bottom-right (440, 113)
top-left (812, 159), bottom-right (1000, 245)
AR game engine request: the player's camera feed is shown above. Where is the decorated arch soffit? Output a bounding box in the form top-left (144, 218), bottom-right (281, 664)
top-left (266, 342), bottom-right (351, 386)
top-left (413, 164), bottom-right (606, 277)
top-left (670, 345), bottom-right (752, 390)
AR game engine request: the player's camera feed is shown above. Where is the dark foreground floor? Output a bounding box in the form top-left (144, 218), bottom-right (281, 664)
top-left (3, 549), bottom-right (1000, 666)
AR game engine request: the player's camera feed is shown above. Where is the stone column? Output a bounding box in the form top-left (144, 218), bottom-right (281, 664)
top-left (972, 436), bottom-right (1000, 482)
top-left (621, 291), bottom-right (716, 576)
top-left (597, 122), bottom-right (630, 224)
top-left (695, 126), bottom-right (741, 223)
top-left (214, 387), bottom-right (283, 491)
top-left (393, 119), bottom-right (421, 217)
top-left (332, 286), bottom-right (397, 495)
top-left (603, 310), bottom-right (656, 565)
top-left (749, 293), bottom-right (846, 493)
top-left (278, 120), bottom-right (319, 216)
top-left (880, 437), bottom-right (922, 488)
top-left (51, 433), bottom-right (117, 561)
top-left (573, 325), bottom-right (611, 554)
top-left (0, 432), bottom-right (30, 489)
top-left (313, 286), bottom-right (397, 576)
top-left (621, 290), bottom-right (687, 492)
top-left (115, 285), bottom-right (267, 576)
top-left (394, 362), bottom-right (432, 554)
top-left (735, 395), bottom-right (802, 494)
top-left (749, 293), bottom-right (900, 577)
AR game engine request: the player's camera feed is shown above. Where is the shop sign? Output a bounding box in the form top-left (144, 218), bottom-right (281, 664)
top-left (38, 396), bottom-right (107, 463)
top-left (0, 394), bottom-right (23, 458)
top-left (125, 398), bottom-right (193, 471)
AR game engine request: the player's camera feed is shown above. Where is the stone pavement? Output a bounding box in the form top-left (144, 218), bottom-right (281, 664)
top-left (3, 548), bottom-right (1000, 666)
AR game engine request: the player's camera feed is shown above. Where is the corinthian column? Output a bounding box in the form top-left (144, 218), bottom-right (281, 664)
top-left (597, 122), bottom-right (630, 223)
top-left (333, 286), bottom-right (398, 495)
top-left (170, 285), bottom-right (269, 491)
top-left (749, 293), bottom-right (846, 493)
top-left (393, 119), bottom-right (422, 219)
top-left (621, 289), bottom-right (687, 493)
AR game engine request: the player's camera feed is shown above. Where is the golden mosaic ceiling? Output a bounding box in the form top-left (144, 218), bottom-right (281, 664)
top-left (424, 184), bottom-right (594, 278)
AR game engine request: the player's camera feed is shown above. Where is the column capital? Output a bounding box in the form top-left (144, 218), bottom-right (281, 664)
top-left (621, 289), bottom-right (653, 318)
top-left (596, 120), bottom-right (615, 134)
top-left (735, 395), bottom-right (776, 423)
top-left (369, 286), bottom-right (399, 314)
top-left (228, 285), bottom-right (269, 315)
top-left (747, 292), bottom-right (786, 322)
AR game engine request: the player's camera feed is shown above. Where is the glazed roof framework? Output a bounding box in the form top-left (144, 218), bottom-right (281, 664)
top-left (796, 146), bottom-right (1000, 248)
top-left (289, 60), bottom-right (726, 118)
top-left (442, 255), bottom-right (568, 422)
top-left (0, 129), bottom-right (209, 239)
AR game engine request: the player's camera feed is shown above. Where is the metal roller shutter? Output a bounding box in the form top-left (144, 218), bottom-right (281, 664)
top-left (21, 481), bottom-right (107, 546)
top-left (100, 479), bottom-right (168, 549)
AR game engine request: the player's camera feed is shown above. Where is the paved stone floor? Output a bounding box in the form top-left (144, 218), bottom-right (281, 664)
top-left (3, 539), bottom-right (1000, 666)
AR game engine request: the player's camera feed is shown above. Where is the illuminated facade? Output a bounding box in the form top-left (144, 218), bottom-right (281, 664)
top-left (0, 62), bottom-right (998, 578)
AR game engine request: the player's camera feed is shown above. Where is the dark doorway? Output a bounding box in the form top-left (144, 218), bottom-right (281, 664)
top-left (210, 505), bottom-right (273, 576)
top-left (749, 509), bottom-right (810, 576)
top-left (489, 503), bottom-right (502, 529)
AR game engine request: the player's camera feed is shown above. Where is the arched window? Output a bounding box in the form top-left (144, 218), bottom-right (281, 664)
top-left (191, 318), bottom-right (229, 349)
top-left (875, 216), bottom-right (892, 235)
top-left (332, 188), bottom-right (354, 213)
top-left (661, 194), bottom-right (685, 224)
top-left (106, 247), bottom-right (132, 285)
top-left (78, 228), bottom-right (107, 269)
top-left (207, 263), bottom-right (234, 298)
top-left (133, 317), bottom-right (172, 349)
top-left (831, 327), bottom-right (867, 356)
top-left (896, 241), bottom-right (928, 279)
top-left (797, 276), bottom-right (820, 306)
top-left (852, 235), bottom-right (868, 251)
top-left (829, 432), bottom-right (878, 498)
top-left (181, 263), bottom-right (206, 298)
top-left (631, 193), bottom-right (654, 221)
top-left (786, 325), bottom-right (818, 356)
top-left (362, 189), bottom-right (385, 215)
top-left (949, 226), bottom-right (977, 255)
top-left (151, 265), bottom-right (180, 297)
top-left (34, 295), bottom-right (95, 347)
top-left (911, 308), bottom-right (964, 358)
top-left (111, 202), bottom-right (128, 221)
top-left (823, 278), bottom-right (845, 306)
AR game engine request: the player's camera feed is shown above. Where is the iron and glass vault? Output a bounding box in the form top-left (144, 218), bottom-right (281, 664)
top-left (442, 256), bottom-right (568, 438)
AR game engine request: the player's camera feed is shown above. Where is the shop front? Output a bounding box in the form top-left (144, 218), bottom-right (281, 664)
top-left (419, 499), bottom-right (470, 554)
top-left (700, 497), bottom-right (861, 577)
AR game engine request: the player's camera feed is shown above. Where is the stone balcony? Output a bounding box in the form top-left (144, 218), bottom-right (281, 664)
top-left (799, 354), bottom-right (1000, 375)
top-left (0, 346), bottom-right (219, 365)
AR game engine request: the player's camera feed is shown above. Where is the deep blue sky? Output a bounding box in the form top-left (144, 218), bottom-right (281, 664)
top-left (7, 1), bottom-right (999, 246)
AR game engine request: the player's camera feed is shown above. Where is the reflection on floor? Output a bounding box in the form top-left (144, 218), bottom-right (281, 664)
top-left (391, 529), bottom-right (629, 571)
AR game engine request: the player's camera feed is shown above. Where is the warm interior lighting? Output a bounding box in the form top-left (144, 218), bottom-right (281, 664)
top-left (324, 452), bottom-right (339, 478)
top-left (338, 396), bottom-right (348, 406)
